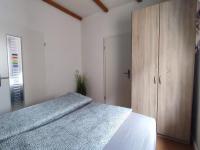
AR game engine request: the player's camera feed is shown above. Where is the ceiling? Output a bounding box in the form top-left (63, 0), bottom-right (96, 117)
top-left (55, 0), bottom-right (134, 18)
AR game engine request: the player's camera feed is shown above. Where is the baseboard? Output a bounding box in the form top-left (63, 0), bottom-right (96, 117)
top-left (157, 134), bottom-right (189, 144)
top-left (194, 141), bottom-right (199, 150)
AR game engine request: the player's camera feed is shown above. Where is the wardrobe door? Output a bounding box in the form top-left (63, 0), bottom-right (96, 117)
top-left (157, 0), bottom-right (196, 142)
top-left (132, 4), bottom-right (159, 118)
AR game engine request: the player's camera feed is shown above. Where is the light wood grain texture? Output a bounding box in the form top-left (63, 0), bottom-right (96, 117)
top-left (157, 0), bottom-right (196, 142)
top-left (132, 4), bottom-right (159, 119)
top-left (157, 136), bottom-right (194, 150)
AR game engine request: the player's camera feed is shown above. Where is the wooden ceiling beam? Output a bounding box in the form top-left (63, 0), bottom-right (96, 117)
top-left (93, 0), bottom-right (109, 13)
top-left (42, 0), bottom-right (82, 21)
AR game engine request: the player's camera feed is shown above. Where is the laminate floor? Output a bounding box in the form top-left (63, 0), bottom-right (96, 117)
top-left (157, 136), bottom-right (193, 150)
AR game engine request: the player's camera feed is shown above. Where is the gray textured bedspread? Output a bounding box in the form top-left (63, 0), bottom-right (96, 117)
top-left (0, 92), bottom-right (92, 142)
top-left (0, 102), bottom-right (131, 150)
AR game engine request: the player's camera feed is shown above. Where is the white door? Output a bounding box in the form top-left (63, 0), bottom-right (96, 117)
top-left (104, 33), bottom-right (132, 108)
top-left (0, 32), bottom-right (11, 114)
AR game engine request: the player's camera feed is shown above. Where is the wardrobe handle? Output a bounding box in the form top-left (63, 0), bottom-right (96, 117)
top-left (159, 76), bottom-right (161, 84)
top-left (154, 76), bottom-right (156, 84)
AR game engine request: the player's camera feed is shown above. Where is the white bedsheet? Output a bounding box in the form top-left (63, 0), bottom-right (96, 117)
top-left (104, 112), bottom-right (156, 150)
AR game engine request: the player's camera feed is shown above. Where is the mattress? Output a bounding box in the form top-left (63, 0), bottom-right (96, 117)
top-left (104, 113), bottom-right (156, 150)
top-left (0, 93), bottom-right (156, 150)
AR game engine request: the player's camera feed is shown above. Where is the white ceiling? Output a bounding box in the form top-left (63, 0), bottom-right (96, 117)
top-left (55, 0), bottom-right (134, 18)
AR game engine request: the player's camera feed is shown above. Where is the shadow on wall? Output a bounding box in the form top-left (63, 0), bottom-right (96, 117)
top-left (192, 2), bottom-right (200, 148)
top-left (192, 50), bottom-right (200, 147)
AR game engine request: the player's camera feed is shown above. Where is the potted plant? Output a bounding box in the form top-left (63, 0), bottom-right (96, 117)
top-left (75, 71), bottom-right (87, 96)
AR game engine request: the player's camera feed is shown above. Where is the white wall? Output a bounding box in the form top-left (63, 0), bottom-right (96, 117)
top-left (82, 2), bottom-right (134, 102)
top-left (82, 0), bottom-right (164, 102)
top-left (0, 0), bottom-right (82, 108)
top-left (29, 1), bottom-right (82, 100)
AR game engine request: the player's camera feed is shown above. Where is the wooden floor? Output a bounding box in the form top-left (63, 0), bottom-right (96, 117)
top-left (157, 136), bottom-right (193, 150)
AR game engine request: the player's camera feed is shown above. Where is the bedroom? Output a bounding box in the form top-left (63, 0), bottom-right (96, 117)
top-left (0, 0), bottom-right (199, 150)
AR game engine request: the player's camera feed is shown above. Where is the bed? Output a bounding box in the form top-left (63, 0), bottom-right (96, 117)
top-left (0, 93), bottom-right (156, 150)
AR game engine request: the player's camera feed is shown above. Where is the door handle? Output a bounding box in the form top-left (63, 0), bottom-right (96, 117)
top-left (0, 74), bottom-right (2, 87)
top-left (123, 69), bottom-right (131, 79)
top-left (159, 76), bottom-right (161, 84)
top-left (154, 76), bottom-right (156, 84)
top-left (0, 75), bottom-right (9, 87)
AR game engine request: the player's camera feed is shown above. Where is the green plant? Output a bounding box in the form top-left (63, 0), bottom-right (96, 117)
top-left (75, 71), bottom-right (87, 96)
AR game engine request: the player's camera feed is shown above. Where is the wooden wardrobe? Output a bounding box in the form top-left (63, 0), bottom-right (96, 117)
top-left (132, 0), bottom-right (196, 143)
